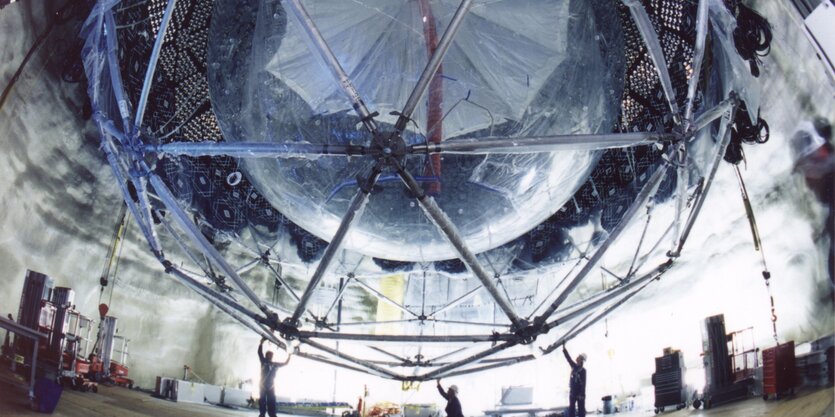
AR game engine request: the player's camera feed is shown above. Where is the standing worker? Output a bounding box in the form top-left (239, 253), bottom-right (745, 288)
top-left (790, 118), bottom-right (834, 297)
top-left (562, 344), bottom-right (587, 417)
top-left (436, 379), bottom-right (463, 417)
top-left (258, 337), bottom-right (291, 417)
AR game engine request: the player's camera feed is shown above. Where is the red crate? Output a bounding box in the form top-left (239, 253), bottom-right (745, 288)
top-left (762, 341), bottom-right (797, 399)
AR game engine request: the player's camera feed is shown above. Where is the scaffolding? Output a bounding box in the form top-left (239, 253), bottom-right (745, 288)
top-left (80, 0), bottom-right (760, 380)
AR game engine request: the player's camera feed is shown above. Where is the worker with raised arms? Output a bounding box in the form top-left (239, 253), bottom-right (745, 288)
top-left (436, 378), bottom-right (463, 417)
top-left (563, 344), bottom-right (587, 417)
top-left (258, 337), bottom-right (291, 417)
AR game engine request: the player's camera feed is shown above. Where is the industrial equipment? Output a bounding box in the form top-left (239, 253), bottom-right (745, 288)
top-left (13, 270), bottom-right (53, 370)
top-left (728, 327), bottom-right (759, 383)
top-left (91, 315), bottom-right (133, 387)
top-left (47, 287), bottom-right (75, 362)
top-left (109, 334), bottom-right (133, 388)
top-left (700, 315), bottom-right (752, 408)
top-left (10, 270), bottom-right (106, 393)
top-left (651, 348), bottom-right (687, 413)
top-left (761, 341), bottom-right (797, 400)
top-left (796, 335), bottom-right (834, 387)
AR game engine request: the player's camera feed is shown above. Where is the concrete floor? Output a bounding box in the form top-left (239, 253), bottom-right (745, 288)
top-left (0, 371), bottom-right (833, 417)
top-left (0, 373), bottom-right (257, 417)
top-left (651, 388), bottom-right (834, 417)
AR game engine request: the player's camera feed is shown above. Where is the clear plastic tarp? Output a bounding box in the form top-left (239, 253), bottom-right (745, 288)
top-left (207, 0), bottom-right (624, 262)
top-left (80, 0), bottom-right (756, 379)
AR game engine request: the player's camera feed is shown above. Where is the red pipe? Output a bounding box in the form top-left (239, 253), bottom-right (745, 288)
top-left (418, 0), bottom-right (444, 195)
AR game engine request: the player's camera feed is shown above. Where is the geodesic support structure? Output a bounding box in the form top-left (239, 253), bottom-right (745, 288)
top-left (81, 0), bottom-right (757, 380)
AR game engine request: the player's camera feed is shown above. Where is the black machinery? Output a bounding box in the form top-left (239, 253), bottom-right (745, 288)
top-left (12, 270), bottom-right (54, 370)
top-left (8, 270), bottom-right (97, 391)
top-left (651, 348), bottom-right (688, 413)
top-left (699, 315), bottom-right (754, 408)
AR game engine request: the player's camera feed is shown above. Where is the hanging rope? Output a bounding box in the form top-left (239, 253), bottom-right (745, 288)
top-left (107, 223), bottom-right (130, 308)
top-left (99, 203), bottom-right (130, 303)
top-left (763, 273), bottom-right (778, 343)
top-left (732, 165), bottom-right (777, 342)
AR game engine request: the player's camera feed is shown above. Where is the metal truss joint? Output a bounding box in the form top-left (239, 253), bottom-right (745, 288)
top-left (161, 259), bottom-right (175, 273)
top-left (513, 318), bottom-right (549, 345)
top-left (278, 316), bottom-right (300, 335)
top-left (313, 316), bottom-right (330, 330)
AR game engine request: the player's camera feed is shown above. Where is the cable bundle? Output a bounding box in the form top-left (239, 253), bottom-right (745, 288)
top-left (732, 3), bottom-right (772, 77)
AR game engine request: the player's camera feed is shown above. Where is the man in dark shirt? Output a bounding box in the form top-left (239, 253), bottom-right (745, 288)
top-left (436, 379), bottom-right (463, 417)
top-left (562, 344), bottom-right (587, 417)
top-left (258, 337), bottom-right (291, 417)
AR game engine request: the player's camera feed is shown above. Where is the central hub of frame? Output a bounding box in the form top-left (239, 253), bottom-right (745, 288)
top-left (370, 130), bottom-right (409, 166)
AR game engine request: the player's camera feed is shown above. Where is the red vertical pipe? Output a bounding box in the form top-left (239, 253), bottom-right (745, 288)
top-left (418, 0), bottom-right (443, 195)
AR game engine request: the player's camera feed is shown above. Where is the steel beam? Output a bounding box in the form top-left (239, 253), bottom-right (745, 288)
top-left (527, 259), bottom-right (583, 320)
top-left (132, 172), bottom-right (164, 256)
top-left (545, 262), bottom-right (668, 330)
top-left (631, 221), bottom-right (674, 276)
top-left (295, 330), bottom-right (513, 343)
top-left (427, 347), bottom-right (469, 364)
top-left (335, 319), bottom-right (416, 328)
top-left (157, 211), bottom-right (221, 282)
top-left (147, 142), bottom-right (367, 158)
top-left (296, 352), bottom-right (376, 375)
top-left (323, 276), bottom-right (355, 320)
top-left (369, 346), bottom-right (410, 363)
top-left (671, 0), bottom-right (710, 249)
top-left (411, 132), bottom-right (675, 155)
top-left (265, 262), bottom-right (301, 302)
top-left (263, 301), bottom-right (296, 317)
top-left (134, 0), bottom-right (177, 130)
top-left (683, 0), bottom-right (710, 123)
top-left (622, 0), bottom-right (681, 123)
top-left (534, 161), bottom-right (670, 324)
top-left (166, 265), bottom-right (260, 322)
top-left (103, 11), bottom-right (132, 133)
top-left (285, 0), bottom-right (378, 133)
top-left (429, 319), bottom-right (511, 328)
top-left (289, 168), bottom-right (382, 325)
top-left (541, 268), bottom-right (664, 354)
top-left (149, 173), bottom-right (268, 313)
top-left (670, 141), bottom-right (690, 252)
top-left (101, 137), bottom-right (163, 257)
top-left (236, 258), bottom-right (260, 275)
top-left (418, 341), bottom-right (517, 380)
top-left (676, 100), bottom-right (737, 253)
top-left (396, 164), bottom-right (523, 329)
top-left (693, 96), bottom-right (738, 132)
top-left (395, 0), bottom-right (473, 132)
top-left (437, 355), bottom-right (536, 379)
top-left (353, 279), bottom-right (418, 318)
top-left (300, 338), bottom-right (402, 379)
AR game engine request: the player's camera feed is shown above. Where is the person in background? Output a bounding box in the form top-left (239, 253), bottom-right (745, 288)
top-left (563, 344), bottom-right (587, 417)
top-left (258, 337), bottom-right (291, 417)
top-left (436, 378), bottom-right (463, 417)
top-left (790, 117), bottom-right (834, 298)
